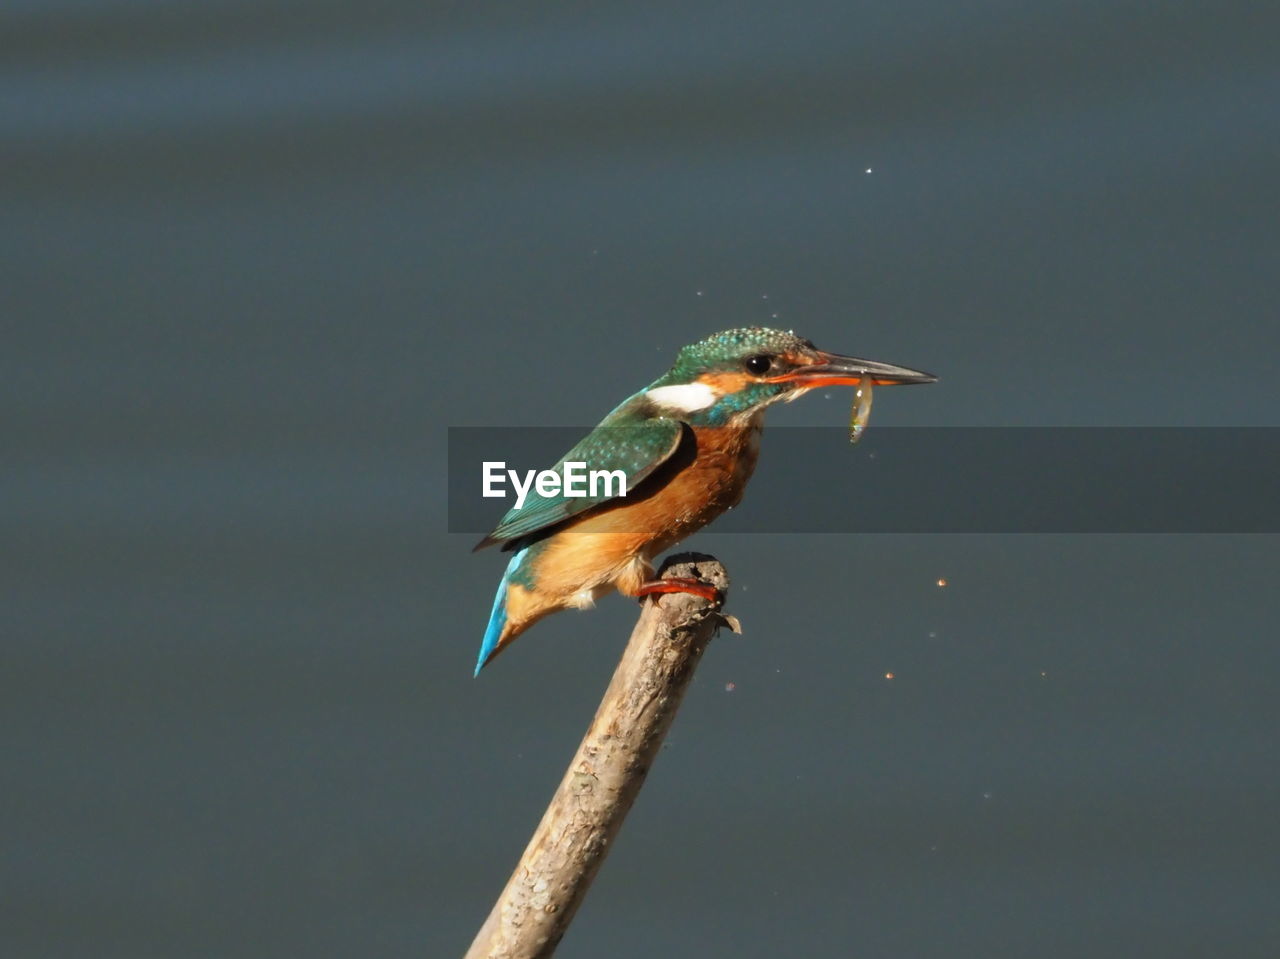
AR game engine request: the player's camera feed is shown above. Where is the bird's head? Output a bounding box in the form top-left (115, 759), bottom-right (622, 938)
top-left (644, 327), bottom-right (936, 426)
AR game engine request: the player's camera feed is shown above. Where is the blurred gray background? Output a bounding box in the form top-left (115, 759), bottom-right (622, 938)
top-left (4, 1), bottom-right (1279, 956)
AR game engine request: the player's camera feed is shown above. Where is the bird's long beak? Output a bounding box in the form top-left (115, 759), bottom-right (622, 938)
top-left (771, 351), bottom-right (938, 388)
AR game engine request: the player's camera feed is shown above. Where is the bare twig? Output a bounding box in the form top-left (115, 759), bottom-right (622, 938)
top-left (464, 553), bottom-right (732, 959)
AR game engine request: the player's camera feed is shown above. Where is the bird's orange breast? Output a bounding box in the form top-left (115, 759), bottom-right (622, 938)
top-left (537, 420), bottom-right (763, 578)
top-left (619, 420), bottom-right (763, 554)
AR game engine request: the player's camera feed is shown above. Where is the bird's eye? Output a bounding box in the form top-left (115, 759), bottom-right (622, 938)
top-left (744, 354), bottom-right (774, 375)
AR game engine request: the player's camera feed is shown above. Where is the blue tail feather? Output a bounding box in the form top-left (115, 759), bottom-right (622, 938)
top-left (475, 547), bottom-right (529, 676)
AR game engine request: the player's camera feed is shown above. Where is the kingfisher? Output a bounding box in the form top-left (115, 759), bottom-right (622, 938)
top-left (473, 327), bottom-right (935, 674)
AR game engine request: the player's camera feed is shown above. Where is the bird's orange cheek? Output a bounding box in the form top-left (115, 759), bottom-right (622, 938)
top-left (697, 371), bottom-right (755, 394)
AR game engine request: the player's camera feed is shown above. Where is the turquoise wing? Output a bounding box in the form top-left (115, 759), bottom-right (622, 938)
top-left (476, 416), bottom-right (685, 549)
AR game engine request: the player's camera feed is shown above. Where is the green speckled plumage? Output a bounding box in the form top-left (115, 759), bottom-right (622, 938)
top-left (651, 327), bottom-right (813, 426)
top-left (655, 328), bottom-right (814, 385)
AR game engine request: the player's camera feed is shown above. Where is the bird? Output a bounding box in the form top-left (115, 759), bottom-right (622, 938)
top-left (473, 327), bottom-right (936, 674)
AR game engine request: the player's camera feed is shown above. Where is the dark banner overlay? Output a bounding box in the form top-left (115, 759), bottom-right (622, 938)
top-left (449, 427), bottom-right (1280, 534)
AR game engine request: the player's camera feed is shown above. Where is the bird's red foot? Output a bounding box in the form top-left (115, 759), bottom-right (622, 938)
top-left (636, 577), bottom-right (722, 604)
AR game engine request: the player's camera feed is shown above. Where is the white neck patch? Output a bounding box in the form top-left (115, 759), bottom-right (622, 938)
top-left (646, 381), bottom-right (719, 414)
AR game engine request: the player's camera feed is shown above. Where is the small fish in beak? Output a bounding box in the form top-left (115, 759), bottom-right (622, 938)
top-left (849, 374), bottom-right (874, 444)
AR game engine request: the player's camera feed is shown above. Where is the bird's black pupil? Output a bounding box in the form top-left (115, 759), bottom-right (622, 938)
top-left (746, 354), bottom-right (773, 374)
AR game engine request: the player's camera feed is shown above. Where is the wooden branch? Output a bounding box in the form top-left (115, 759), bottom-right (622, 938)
top-left (464, 553), bottom-right (733, 959)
